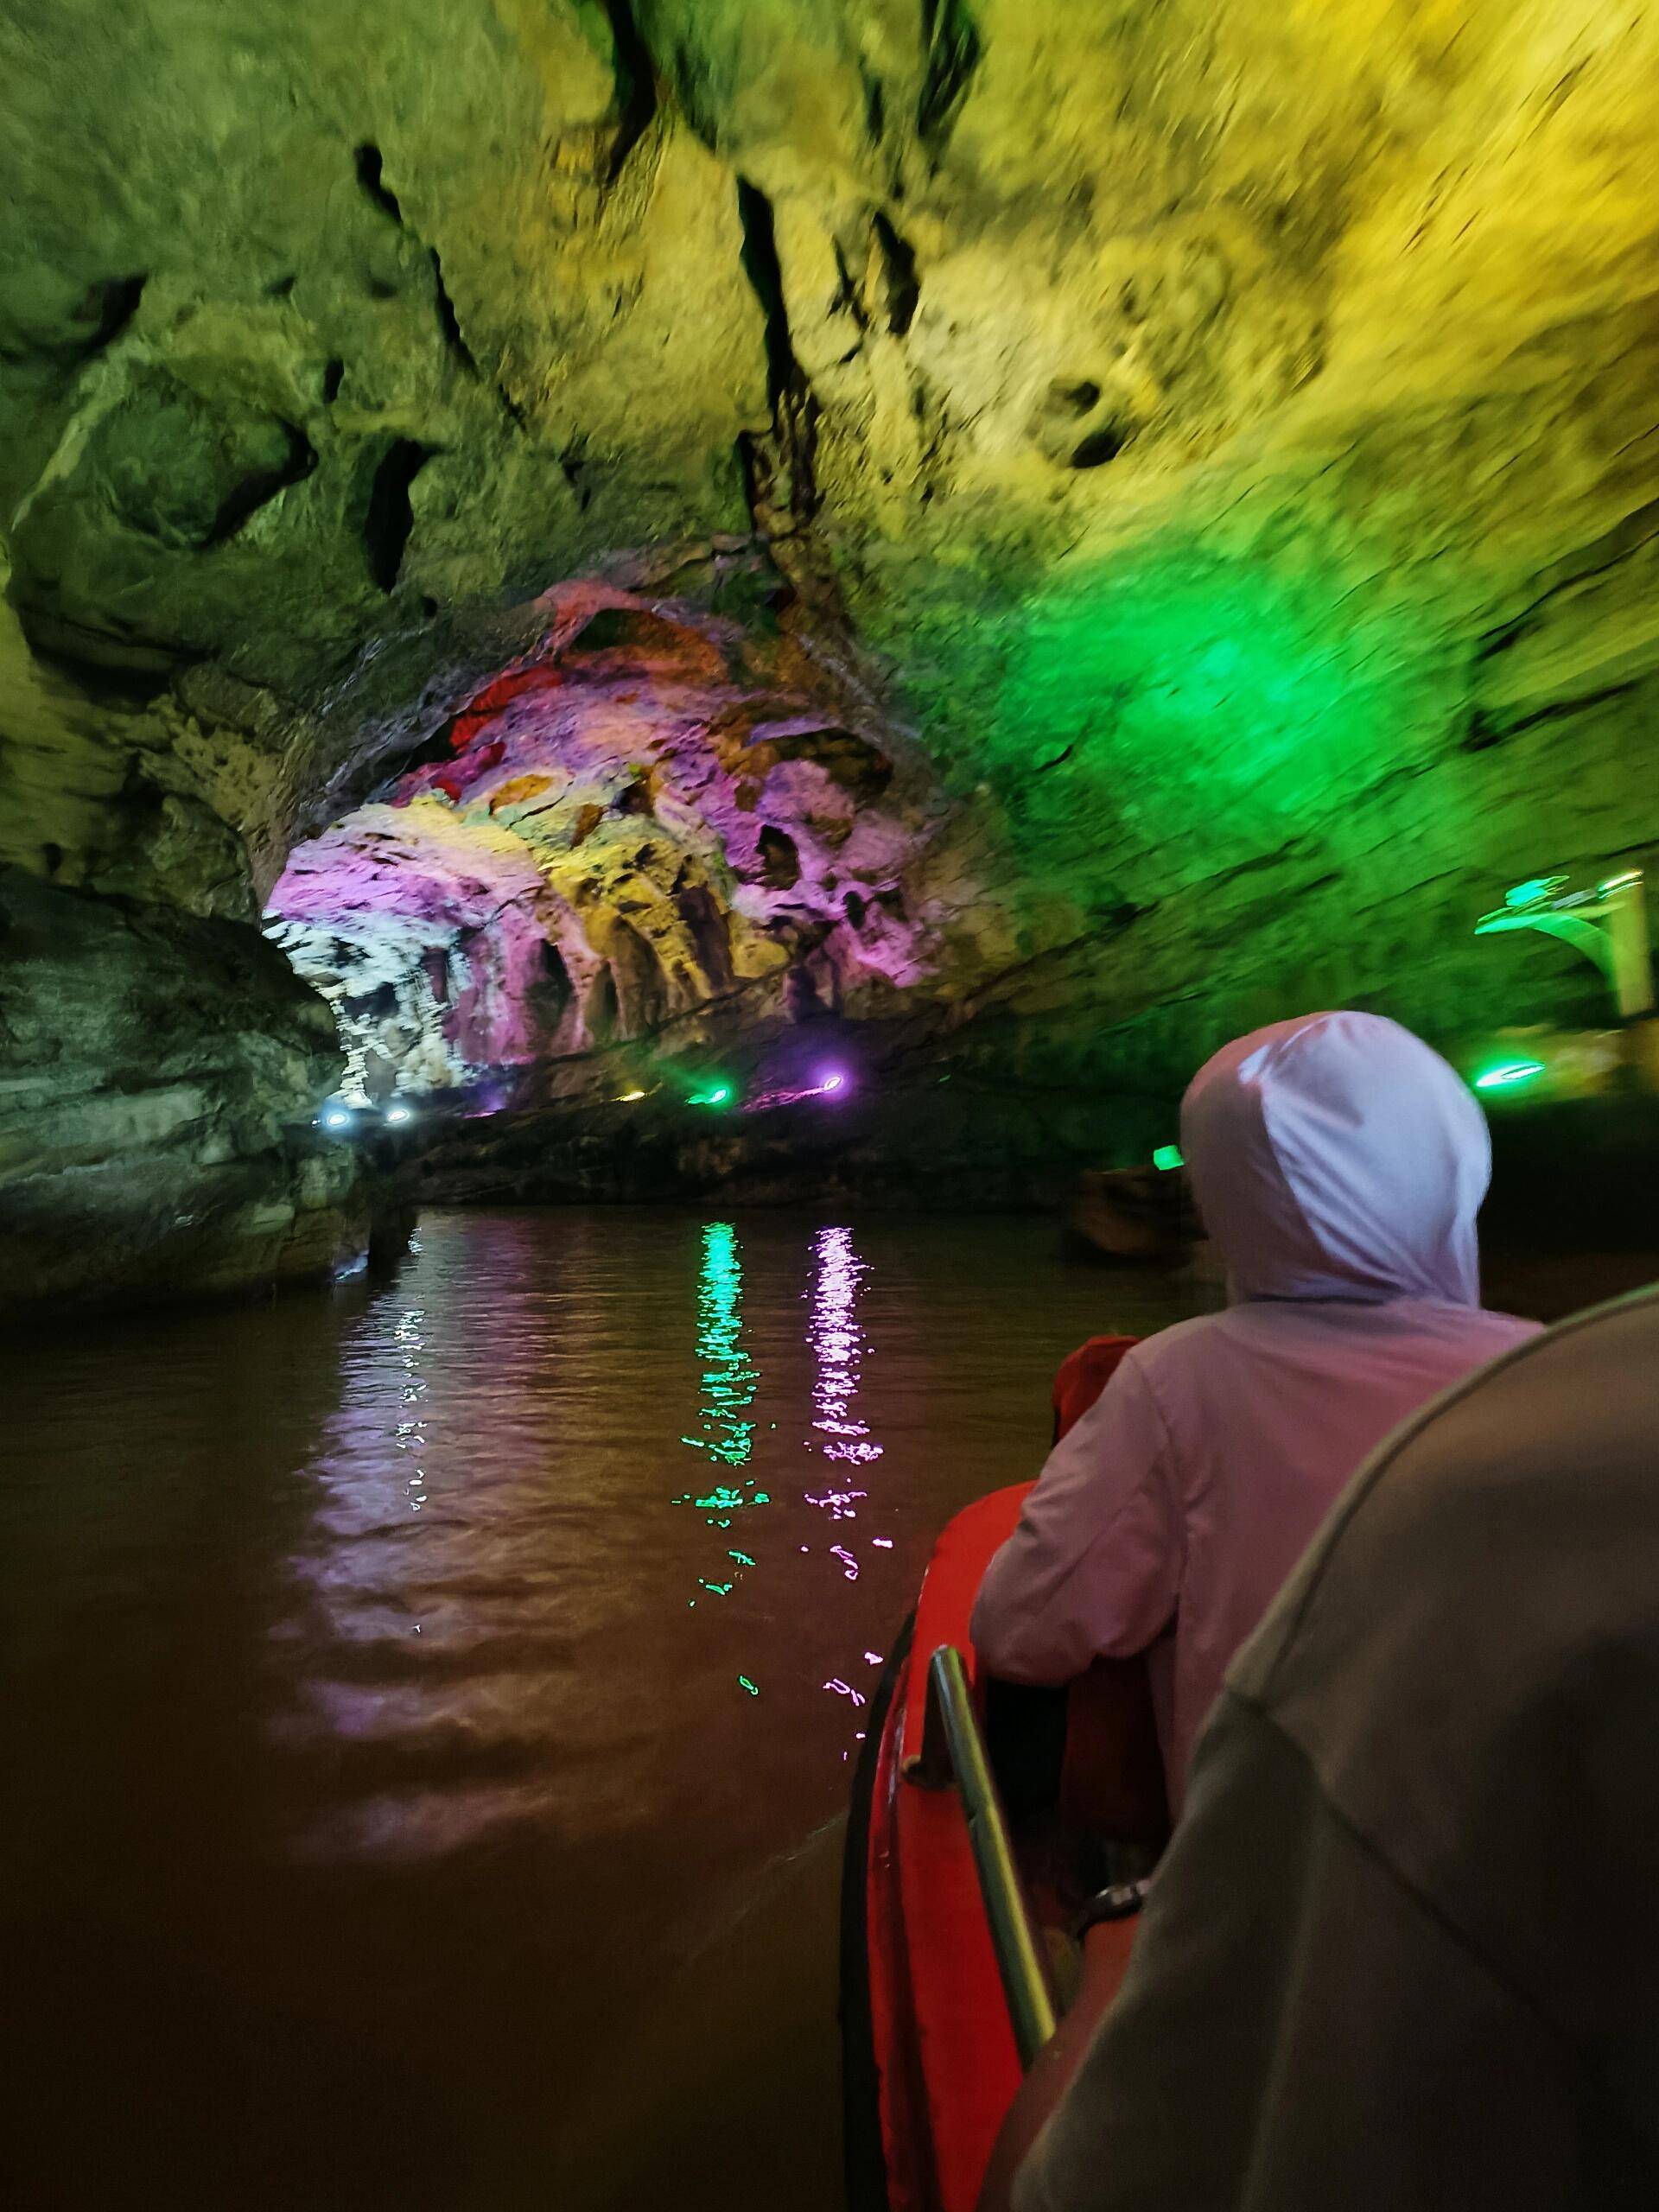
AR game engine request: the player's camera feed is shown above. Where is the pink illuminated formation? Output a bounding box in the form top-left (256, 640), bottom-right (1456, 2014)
top-left (264, 586), bottom-right (936, 1104)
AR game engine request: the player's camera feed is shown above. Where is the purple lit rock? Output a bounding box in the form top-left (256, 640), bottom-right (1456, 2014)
top-left (267, 585), bottom-right (947, 1102)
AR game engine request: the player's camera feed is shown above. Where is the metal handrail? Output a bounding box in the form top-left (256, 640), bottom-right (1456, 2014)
top-left (911, 1643), bottom-right (1058, 2068)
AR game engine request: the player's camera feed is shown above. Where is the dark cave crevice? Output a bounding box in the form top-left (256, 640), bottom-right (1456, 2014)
top-left (527, 939), bottom-right (575, 1034)
top-left (1463, 681), bottom-right (1639, 752)
top-left (3, 272), bottom-right (149, 367)
top-left (595, 0), bottom-right (658, 181)
top-left (734, 172), bottom-right (823, 531)
top-left (754, 823), bottom-right (802, 889)
top-left (860, 65), bottom-right (887, 149)
top-left (83, 271), bottom-right (148, 355)
top-left (353, 143), bottom-right (404, 225)
top-left (673, 878), bottom-right (737, 993)
top-left (364, 438), bottom-right (436, 593)
top-left (428, 249), bottom-right (480, 377)
top-left (584, 966), bottom-right (620, 1043)
top-left (750, 725), bottom-right (893, 797)
top-left (918, 0), bottom-right (982, 152)
top-left (351, 140), bottom-right (523, 423)
top-left (204, 421), bottom-right (318, 545)
top-left (1070, 423), bottom-right (1128, 468)
top-left (560, 441), bottom-right (596, 510)
top-left (872, 211), bottom-right (920, 334)
top-left (607, 918), bottom-right (668, 1032)
top-left (1050, 378), bottom-right (1103, 414)
top-left (736, 178), bottom-right (804, 415)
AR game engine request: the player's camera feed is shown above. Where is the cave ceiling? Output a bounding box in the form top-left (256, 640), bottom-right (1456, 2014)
top-left (5, 0), bottom-right (1659, 1292)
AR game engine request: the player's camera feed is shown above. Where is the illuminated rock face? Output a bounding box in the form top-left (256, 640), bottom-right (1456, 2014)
top-left (265, 583), bottom-right (944, 1103)
top-left (7, 0), bottom-right (1659, 1302)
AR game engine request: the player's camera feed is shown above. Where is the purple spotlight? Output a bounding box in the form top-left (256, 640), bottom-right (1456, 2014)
top-left (818, 1070), bottom-right (848, 1095)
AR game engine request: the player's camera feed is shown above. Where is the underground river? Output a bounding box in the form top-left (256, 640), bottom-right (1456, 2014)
top-left (3, 1210), bottom-right (1649, 2212)
top-left (1, 1209), bottom-right (1205, 2212)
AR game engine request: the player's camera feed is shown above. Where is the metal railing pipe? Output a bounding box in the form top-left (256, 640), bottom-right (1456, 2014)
top-left (919, 1643), bottom-right (1058, 2068)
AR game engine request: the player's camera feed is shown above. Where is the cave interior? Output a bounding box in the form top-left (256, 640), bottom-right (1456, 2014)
top-left (5, 0), bottom-right (1659, 1315)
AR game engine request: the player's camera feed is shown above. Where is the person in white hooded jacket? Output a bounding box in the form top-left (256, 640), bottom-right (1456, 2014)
top-left (971, 1008), bottom-right (1538, 1806)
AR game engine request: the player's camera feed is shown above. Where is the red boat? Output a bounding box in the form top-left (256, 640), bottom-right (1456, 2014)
top-left (842, 1338), bottom-right (1170, 2212)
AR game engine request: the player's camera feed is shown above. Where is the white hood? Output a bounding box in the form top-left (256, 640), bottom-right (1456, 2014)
top-left (1179, 1011), bottom-right (1491, 1306)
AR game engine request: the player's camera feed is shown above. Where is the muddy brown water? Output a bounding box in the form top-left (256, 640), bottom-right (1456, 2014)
top-left (0, 1211), bottom-right (1648, 2212)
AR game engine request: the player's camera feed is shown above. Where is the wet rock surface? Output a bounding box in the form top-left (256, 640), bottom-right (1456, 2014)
top-left (0, 868), bottom-right (398, 1321)
top-left (6, 2), bottom-right (1659, 1306)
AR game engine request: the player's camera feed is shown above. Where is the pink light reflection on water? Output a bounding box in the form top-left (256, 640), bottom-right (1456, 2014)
top-left (806, 1227), bottom-right (883, 1474)
top-left (805, 1226), bottom-right (890, 1726)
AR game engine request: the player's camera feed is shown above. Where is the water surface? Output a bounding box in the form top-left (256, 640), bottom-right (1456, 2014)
top-left (1, 1209), bottom-right (1205, 2212)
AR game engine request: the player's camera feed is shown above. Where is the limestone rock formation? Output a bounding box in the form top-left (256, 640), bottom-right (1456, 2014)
top-left (5, 0), bottom-right (1659, 1304)
top-left (0, 868), bottom-right (374, 1319)
top-left (266, 582), bottom-right (944, 1107)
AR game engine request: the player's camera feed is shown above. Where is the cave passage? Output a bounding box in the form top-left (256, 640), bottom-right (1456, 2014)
top-left (7, 6), bottom-right (1659, 2209)
top-left (263, 582), bottom-right (923, 1147)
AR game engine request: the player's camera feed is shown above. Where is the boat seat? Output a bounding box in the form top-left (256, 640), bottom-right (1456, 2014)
top-left (982, 1646), bottom-right (1166, 1852)
top-left (1057, 1649), bottom-right (1169, 1855)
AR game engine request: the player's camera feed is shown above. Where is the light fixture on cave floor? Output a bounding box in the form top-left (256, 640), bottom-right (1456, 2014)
top-left (1475, 865), bottom-right (1654, 1019)
top-left (688, 1084), bottom-right (734, 1109)
top-left (1153, 1143), bottom-right (1185, 1171)
top-left (1472, 1058), bottom-right (1548, 1092)
top-left (385, 1103), bottom-right (414, 1125)
top-left (320, 1103), bottom-right (354, 1132)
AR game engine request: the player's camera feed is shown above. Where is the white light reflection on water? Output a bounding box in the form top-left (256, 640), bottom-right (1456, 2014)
top-left (804, 1226), bottom-right (887, 1746)
top-left (395, 1306), bottom-right (429, 1517)
top-left (807, 1228), bottom-right (882, 1471)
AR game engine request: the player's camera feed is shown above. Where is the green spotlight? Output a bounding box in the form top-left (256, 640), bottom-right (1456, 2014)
top-left (1503, 877), bottom-right (1562, 910)
top-left (689, 1084), bottom-right (733, 1108)
top-left (1153, 1143), bottom-right (1185, 1171)
top-left (1473, 1060), bottom-right (1547, 1092)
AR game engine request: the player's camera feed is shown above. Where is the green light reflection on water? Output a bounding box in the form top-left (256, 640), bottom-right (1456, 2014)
top-left (682, 1222), bottom-right (758, 1471)
top-left (677, 1224), bottom-right (767, 1629)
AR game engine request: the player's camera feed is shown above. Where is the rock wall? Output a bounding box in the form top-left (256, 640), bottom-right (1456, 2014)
top-left (6, 1), bottom-right (1659, 1300)
top-left (0, 868), bottom-right (376, 1320)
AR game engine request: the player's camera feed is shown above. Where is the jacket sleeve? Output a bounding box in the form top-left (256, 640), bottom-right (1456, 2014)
top-left (970, 1357), bottom-right (1182, 1686)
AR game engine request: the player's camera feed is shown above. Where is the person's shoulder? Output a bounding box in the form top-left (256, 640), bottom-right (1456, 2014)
top-left (1442, 1303), bottom-right (1544, 1348)
top-left (1225, 1291), bottom-right (1659, 2033)
top-left (1235, 1289), bottom-right (1659, 1770)
top-left (1119, 1310), bottom-right (1232, 1376)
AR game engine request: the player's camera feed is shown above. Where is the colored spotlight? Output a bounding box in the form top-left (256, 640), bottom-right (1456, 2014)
top-left (1473, 1060), bottom-right (1547, 1091)
top-left (818, 1071), bottom-right (847, 1094)
top-left (617, 1089), bottom-right (647, 1103)
top-left (1503, 877), bottom-right (1560, 910)
top-left (689, 1084), bottom-right (734, 1107)
top-left (1153, 1143), bottom-right (1185, 1170)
